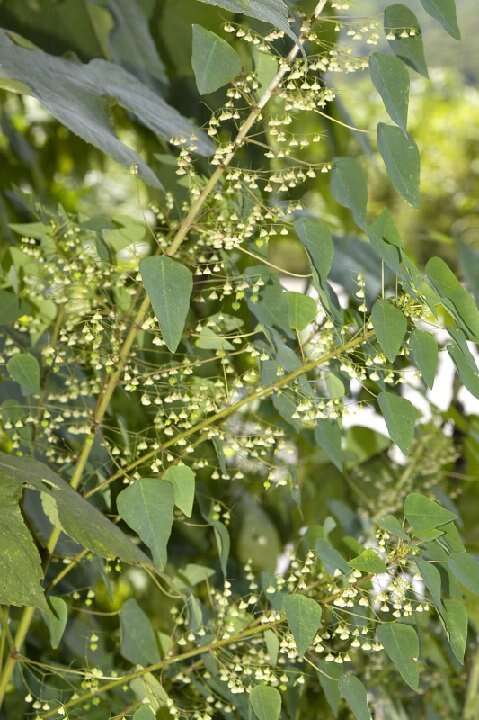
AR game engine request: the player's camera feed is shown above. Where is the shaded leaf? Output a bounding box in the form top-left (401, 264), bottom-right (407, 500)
top-left (250, 684), bottom-right (281, 720)
top-left (410, 328), bottom-right (438, 388)
top-left (368, 210), bottom-right (403, 273)
top-left (7, 352), bottom-right (40, 396)
top-left (404, 492), bottom-right (456, 534)
top-left (426, 256), bottom-right (479, 341)
top-left (444, 598), bottom-right (467, 663)
top-left (164, 463), bottom-right (196, 518)
top-left (315, 419), bottom-right (343, 471)
top-left (385, 4), bottom-right (428, 77)
top-left (42, 597), bottom-right (68, 650)
top-left (378, 392), bottom-right (420, 454)
top-left (283, 593), bottom-right (322, 657)
top-left (369, 51), bottom-right (410, 130)
top-left (419, 0), bottom-right (460, 40)
top-left (448, 337), bottom-right (479, 399)
top-left (331, 157), bottom-right (368, 229)
top-left (416, 558), bottom-right (442, 608)
top-left (120, 598), bottom-right (161, 666)
top-left (377, 623), bottom-right (420, 690)
top-left (371, 299), bottom-right (407, 362)
top-left (195, 0), bottom-right (293, 38)
top-left (0, 290), bottom-right (21, 325)
top-left (294, 215), bottom-right (334, 282)
top-left (339, 675), bottom-right (371, 720)
top-left (192, 25), bottom-right (241, 94)
top-left (377, 123), bottom-right (420, 207)
top-left (448, 552), bottom-right (479, 595)
top-left (212, 520), bottom-right (230, 577)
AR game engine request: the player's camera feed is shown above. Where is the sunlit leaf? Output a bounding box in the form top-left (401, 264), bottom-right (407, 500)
top-left (250, 684), bottom-right (281, 720)
top-left (371, 299), bottom-right (407, 362)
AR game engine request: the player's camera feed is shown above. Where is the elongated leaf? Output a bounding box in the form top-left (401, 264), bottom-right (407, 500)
top-left (385, 4), bottom-right (429, 78)
top-left (377, 123), bottom-right (420, 207)
top-left (404, 492), bottom-right (456, 534)
top-left (349, 549), bottom-right (387, 574)
top-left (250, 685), bottom-right (281, 720)
top-left (444, 598), bottom-right (467, 663)
top-left (120, 598), bottom-right (161, 666)
top-left (287, 292), bottom-right (316, 331)
top-left (426, 257), bottom-right (479, 341)
top-left (331, 157), bottom-right (368, 229)
top-left (195, 0), bottom-right (293, 38)
top-left (0, 453), bottom-right (148, 566)
top-left (416, 558), bottom-right (442, 608)
top-left (410, 328), bottom-right (438, 388)
top-left (133, 707), bottom-right (156, 720)
top-left (369, 52), bottom-right (410, 130)
top-left (339, 675), bottom-right (371, 720)
top-left (117, 478), bottom-right (174, 569)
top-left (164, 463), bottom-right (196, 517)
top-left (192, 25), bottom-right (241, 94)
top-left (315, 419), bottom-right (343, 471)
top-left (294, 215), bottom-right (334, 282)
top-left (283, 594), bottom-right (322, 656)
top-left (140, 256), bottom-right (193, 353)
top-left (42, 597), bottom-right (68, 649)
top-left (377, 623), bottom-right (420, 690)
top-left (368, 210), bottom-right (403, 273)
top-left (0, 477), bottom-right (46, 609)
top-left (0, 290), bottom-right (21, 325)
top-left (213, 520), bottom-right (230, 577)
top-left (448, 552), bottom-right (479, 595)
top-left (448, 339), bottom-right (479, 399)
top-left (419, 0), bottom-right (460, 40)
top-left (0, 31), bottom-right (212, 188)
top-left (378, 392), bottom-right (420, 454)
top-left (7, 352), bottom-right (40, 396)
top-left (371, 299), bottom-right (407, 362)
top-left (377, 514), bottom-right (409, 539)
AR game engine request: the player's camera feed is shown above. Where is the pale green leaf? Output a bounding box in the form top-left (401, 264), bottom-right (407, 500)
top-left (377, 623), bottom-right (420, 690)
top-left (7, 352), bottom-right (40, 396)
top-left (140, 256), bottom-right (193, 353)
top-left (339, 675), bottom-right (372, 720)
top-left (371, 299), bottom-right (407, 362)
top-left (404, 492), bottom-right (457, 534)
top-left (419, 0), bottom-right (460, 39)
top-left (315, 419), bottom-right (342, 470)
top-left (410, 328), bottom-right (439, 388)
top-left (378, 392), bottom-right (420, 453)
top-left (448, 552), bottom-right (479, 595)
top-left (426, 256), bottom-right (479, 341)
top-left (192, 25), bottom-right (241, 94)
top-left (164, 463), bottom-right (196, 517)
top-left (250, 684), bottom-right (281, 720)
top-left (349, 549), bottom-right (387, 574)
top-left (120, 598), bottom-right (161, 666)
top-left (133, 707), bottom-right (156, 720)
top-left (444, 598), bottom-right (467, 663)
top-left (117, 478), bottom-right (174, 569)
top-left (287, 292), bottom-right (316, 331)
top-left (369, 52), bottom-right (410, 130)
top-left (377, 123), bottom-right (420, 207)
top-left (212, 520), bottom-right (230, 577)
top-left (283, 593), bottom-right (322, 657)
top-left (0, 290), bottom-right (21, 325)
top-left (264, 629), bottom-right (279, 666)
top-left (294, 215), bottom-right (334, 282)
top-left (42, 597), bottom-right (68, 649)
top-left (331, 157), bottom-right (368, 229)
top-left (196, 327), bottom-right (234, 351)
top-left (385, 4), bottom-right (429, 77)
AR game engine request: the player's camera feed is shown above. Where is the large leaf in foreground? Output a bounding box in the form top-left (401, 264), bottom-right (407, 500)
top-left (385, 4), bottom-right (428, 78)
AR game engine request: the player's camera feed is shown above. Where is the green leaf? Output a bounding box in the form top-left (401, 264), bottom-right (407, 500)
top-left (117, 478), bottom-right (174, 569)
top-left (133, 707), bottom-right (156, 720)
top-left (331, 157), bottom-right (368, 229)
top-left (7, 353), bottom-right (40, 396)
top-left (377, 514), bottom-right (409, 539)
top-left (444, 598), bottom-right (467, 663)
top-left (140, 256), bottom-right (193, 353)
top-left (191, 25), bottom-right (241, 95)
top-left (42, 597), bottom-right (68, 650)
top-left (404, 492), bottom-right (457, 534)
top-left (339, 675), bottom-right (372, 720)
top-left (250, 685), bottom-right (281, 720)
top-left (317, 661), bottom-right (342, 715)
top-left (377, 123), bottom-right (420, 207)
top-left (377, 392), bottom-right (420, 454)
top-left (195, 0), bottom-right (293, 38)
top-left (0, 32), bottom-right (213, 188)
top-left (448, 338), bottom-right (479, 398)
top-left (316, 537), bottom-right (350, 575)
top-left (448, 552), bottom-right (479, 595)
top-left (419, 0), bottom-right (460, 40)
top-left (264, 629), bottom-right (279, 665)
top-left (349, 549), bottom-right (387, 574)
top-left (120, 598), bottom-right (161, 666)
top-left (426, 256), bottom-right (479, 341)
top-left (287, 292), bottom-right (316, 331)
top-left (315, 419), bottom-right (343, 471)
top-left (416, 558), bottom-right (442, 608)
top-left (0, 477), bottom-right (46, 609)
top-left (0, 290), bottom-right (22, 325)
top-left (283, 593), bottom-right (322, 656)
top-left (371, 299), bottom-right (407, 362)
top-left (369, 52), bottom-right (410, 130)
top-left (164, 463), bottom-right (196, 517)
top-left (0, 453), bottom-right (149, 566)
top-left (377, 623), bottom-right (420, 690)
top-left (368, 210), bottom-right (403, 273)
top-left (385, 4), bottom-right (429, 78)
top-left (410, 329), bottom-right (439, 388)
top-left (294, 215), bottom-right (334, 282)
top-left (212, 520), bottom-right (230, 577)
top-left (196, 327), bottom-right (234, 351)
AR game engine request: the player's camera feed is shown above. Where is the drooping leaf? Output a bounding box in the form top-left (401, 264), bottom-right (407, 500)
top-left (0, 290), bottom-right (22, 325)
top-left (416, 558), bottom-right (442, 608)
top-left (385, 4), bottom-right (429, 78)
top-left (377, 123), bottom-right (420, 207)
top-left (315, 419), bottom-right (343, 471)
top-left (0, 477), bottom-right (46, 609)
top-left (444, 598), bottom-right (467, 663)
top-left (371, 299), bottom-right (407, 362)
top-left (212, 520), bottom-right (230, 577)
top-left (448, 552), bottom-right (479, 595)
top-left (7, 352), bottom-right (40, 396)
top-left (283, 593), bottom-right (323, 656)
top-left (448, 337), bottom-right (479, 398)
top-left (339, 675), bottom-right (372, 720)
top-left (264, 630), bottom-right (280, 666)
top-left (404, 492), bottom-right (456, 535)
top-left (377, 623), bottom-right (420, 690)
top-left (250, 684), bottom-right (281, 720)
top-left (294, 215), bottom-right (334, 282)
top-left (426, 257), bottom-right (479, 341)
top-left (42, 597), bottom-right (68, 650)
top-left (287, 292), bottom-right (316, 331)
top-left (410, 328), bottom-right (439, 388)
top-left (164, 463), bottom-right (196, 518)
top-left (191, 25), bottom-right (241, 95)
top-left (140, 256), bottom-right (193, 353)
top-left (349, 549), bottom-right (387, 574)
top-left (369, 52), bottom-right (410, 130)
top-left (316, 537), bottom-right (351, 575)
top-left (419, 0), bottom-right (460, 40)
top-left (377, 392), bottom-right (420, 454)
top-left (120, 598), bottom-right (161, 666)
top-left (117, 478), bottom-right (174, 569)
top-left (0, 453), bottom-right (149, 566)
top-left (331, 157), bottom-right (368, 229)
top-left (368, 210), bottom-right (403, 273)
top-left (194, 0), bottom-right (293, 38)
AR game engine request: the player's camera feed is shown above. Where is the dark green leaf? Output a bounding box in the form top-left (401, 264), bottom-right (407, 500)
top-left (287, 292), bottom-right (316, 331)
top-left (416, 558), bottom-right (442, 608)
top-left (371, 299), bottom-right (407, 362)
top-left (316, 537), bottom-right (350, 575)
top-left (377, 623), bottom-right (420, 690)
top-left (369, 52), bottom-right (410, 130)
top-left (444, 598), bottom-right (467, 663)
top-left (385, 4), bottom-right (429, 77)
top-left (192, 25), bottom-right (241, 94)
top-left (377, 123), bottom-right (420, 207)
top-left (378, 392), bottom-right (420, 454)
top-left (250, 684), bottom-right (281, 720)
top-left (339, 675), bottom-right (372, 720)
top-left (315, 419), bottom-right (343, 471)
top-left (426, 256), bottom-right (479, 341)
top-left (42, 597), bottom-right (68, 649)
top-left (212, 520), bottom-right (230, 577)
top-left (117, 478), bottom-right (174, 569)
top-left (140, 256), bottom-right (193, 353)
top-left (0, 290), bottom-right (21, 325)
top-left (120, 598), bottom-right (161, 666)
top-left (410, 328), bottom-right (439, 388)
top-left (294, 215), bottom-right (334, 282)
top-left (404, 492), bottom-right (457, 534)
top-left (283, 594), bottom-right (323, 657)
top-left (195, 0), bottom-right (293, 38)
top-left (448, 338), bottom-right (479, 399)
top-left (367, 210), bottom-right (403, 273)
top-left (7, 352), bottom-right (40, 396)
top-left (331, 157), bottom-right (368, 229)
top-left (164, 463), bottom-right (196, 517)
top-left (448, 552), bottom-right (479, 595)
top-left (133, 707), bottom-right (156, 720)
top-left (419, 0), bottom-right (460, 39)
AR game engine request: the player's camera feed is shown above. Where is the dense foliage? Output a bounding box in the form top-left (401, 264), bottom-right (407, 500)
top-left (0, 1), bottom-right (478, 719)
